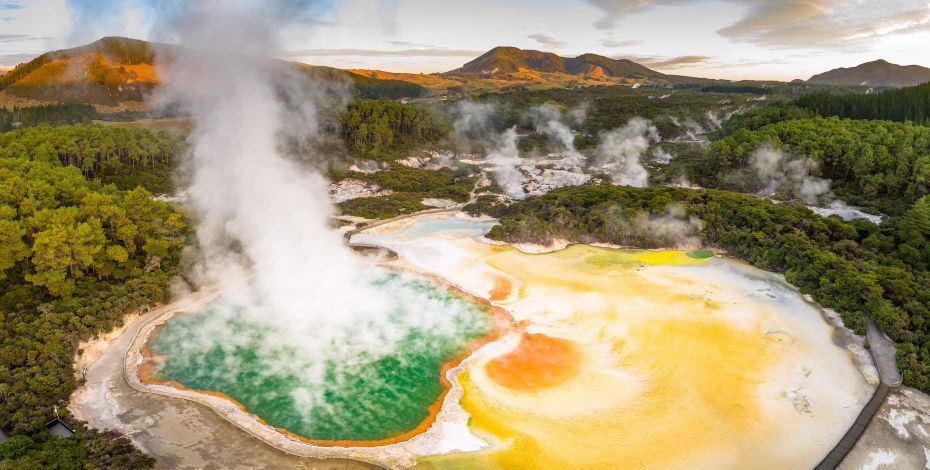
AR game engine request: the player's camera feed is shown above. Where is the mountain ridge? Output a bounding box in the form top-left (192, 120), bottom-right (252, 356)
top-left (444, 46), bottom-right (713, 84)
top-left (0, 36), bottom-right (427, 111)
top-left (807, 59), bottom-right (930, 88)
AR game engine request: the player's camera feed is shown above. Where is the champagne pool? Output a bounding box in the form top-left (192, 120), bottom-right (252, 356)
top-left (144, 272), bottom-right (495, 443)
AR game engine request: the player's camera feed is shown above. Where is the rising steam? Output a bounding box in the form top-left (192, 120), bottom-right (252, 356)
top-left (453, 100), bottom-right (496, 139)
top-left (746, 144), bottom-right (882, 223)
top-left (748, 144), bottom-right (831, 204)
top-left (485, 127), bottom-right (528, 199)
top-left (528, 103), bottom-right (584, 167)
top-left (153, 0), bottom-right (479, 409)
top-left (595, 117), bottom-right (659, 187)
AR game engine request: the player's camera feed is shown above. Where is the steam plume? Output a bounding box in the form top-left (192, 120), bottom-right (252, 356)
top-left (749, 144), bottom-right (830, 204)
top-left (485, 127), bottom-right (528, 199)
top-left (152, 0), bottom-right (475, 405)
top-left (600, 203), bottom-right (703, 249)
top-left (595, 117), bottom-right (659, 187)
top-left (528, 103), bottom-right (584, 167)
top-left (453, 100), bottom-right (496, 139)
top-left (744, 144), bottom-right (881, 222)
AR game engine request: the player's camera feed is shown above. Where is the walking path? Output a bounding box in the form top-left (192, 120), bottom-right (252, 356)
top-left (815, 320), bottom-right (902, 470)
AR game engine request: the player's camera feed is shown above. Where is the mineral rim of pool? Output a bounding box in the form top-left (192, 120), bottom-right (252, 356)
top-left (142, 274), bottom-right (510, 446)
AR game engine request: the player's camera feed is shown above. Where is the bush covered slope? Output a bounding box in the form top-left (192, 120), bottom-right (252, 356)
top-left (0, 146), bottom-right (186, 467)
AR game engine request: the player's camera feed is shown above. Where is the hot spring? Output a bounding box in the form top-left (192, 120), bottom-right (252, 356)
top-left (143, 271), bottom-right (500, 444)
top-left (136, 212), bottom-right (875, 468)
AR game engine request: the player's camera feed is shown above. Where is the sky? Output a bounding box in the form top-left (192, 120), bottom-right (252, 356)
top-left (1, 0), bottom-right (929, 80)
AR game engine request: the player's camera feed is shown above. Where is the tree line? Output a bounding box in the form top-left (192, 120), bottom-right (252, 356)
top-left (0, 124), bottom-right (183, 193)
top-left (796, 82), bottom-right (930, 123)
top-left (711, 116), bottom-right (930, 214)
top-left (340, 99), bottom-right (451, 160)
top-left (0, 145), bottom-right (186, 467)
top-left (0, 105), bottom-right (97, 132)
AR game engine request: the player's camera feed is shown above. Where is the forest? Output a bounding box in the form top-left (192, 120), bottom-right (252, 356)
top-left (0, 148), bottom-right (185, 466)
top-left (797, 82), bottom-right (930, 123)
top-left (710, 116), bottom-right (930, 214)
top-left (0, 124), bottom-right (183, 194)
top-left (477, 183), bottom-right (930, 393)
top-left (0, 105), bottom-right (97, 132)
top-left (340, 99), bottom-right (451, 160)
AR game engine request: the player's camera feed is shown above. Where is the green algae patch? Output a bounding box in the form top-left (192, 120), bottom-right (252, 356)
top-left (687, 249), bottom-right (715, 259)
top-left (146, 273), bottom-right (493, 443)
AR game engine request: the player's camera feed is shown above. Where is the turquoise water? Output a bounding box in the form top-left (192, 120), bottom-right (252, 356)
top-left (147, 273), bottom-right (492, 442)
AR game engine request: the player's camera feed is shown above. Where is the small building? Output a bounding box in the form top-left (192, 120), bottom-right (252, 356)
top-left (0, 428), bottom-right (8, 444)
top-left (45, 418), bottom-right (74, 438)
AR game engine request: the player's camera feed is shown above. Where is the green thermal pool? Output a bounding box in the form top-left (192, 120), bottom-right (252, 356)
top-left (146, 273), bottom-right (493, 442)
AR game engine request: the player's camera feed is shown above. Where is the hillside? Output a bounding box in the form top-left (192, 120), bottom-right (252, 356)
top-left (0, 37), bottom-right (426, 111)
top-left (807, 59), bottom-right (930, 88)
top-left (444, 46), bottom-right (711, 85)
top-left (348, 69), bottom-right (463, 90)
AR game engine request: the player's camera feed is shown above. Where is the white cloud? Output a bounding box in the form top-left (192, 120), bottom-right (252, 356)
top-left (528, 33), bottom-right (566, 49)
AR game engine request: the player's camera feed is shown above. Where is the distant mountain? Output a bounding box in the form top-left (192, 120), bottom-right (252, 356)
top-left (0, 37), bottom-right (426, 111)
top-left (444, 46), bottom-right (711, 84)
top-left (807, 59), bottom-right (930, 88)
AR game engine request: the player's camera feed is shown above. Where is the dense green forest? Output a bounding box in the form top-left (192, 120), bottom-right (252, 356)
top-left (476, 183), bottom-right (930, 392)
top-left (340, 100), bottom-right (451, 160)
top-left (0, 105), bottom-right (97, 132)
top-left (797, 82), bottom-right (930, 123)
top-left (0, 152), bottom-right (185, 467)
top-left (0, 124), bottom-right (183, 193)
top-left (718, 102), bottom-right (813, 135)
top-left (709, 116), bottom-right (930, 213)
top-left (673, 81), bottom-right (872, 99)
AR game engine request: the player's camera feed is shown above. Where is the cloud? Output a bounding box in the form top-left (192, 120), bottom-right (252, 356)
top-left (384, 39), bottom-right (439, 48)
top-left (621, 54), bottom-right (712, 70)
top-left (587, 0), bottom-right (930, 49)
top-left (717, 0), bottom-right (930, 49)
top-left (528, 33), bottom-right (566, 49)
top-left (283, 47), bottom-right (484, 58)
top-left (584, 0), bottom-right (693, 29)
top-left (601, 38), bottom-right (641, 47)
top-left (0, 52), bottom-right (40, 67)
top-left (0, 33), bottom-right (47, 42)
